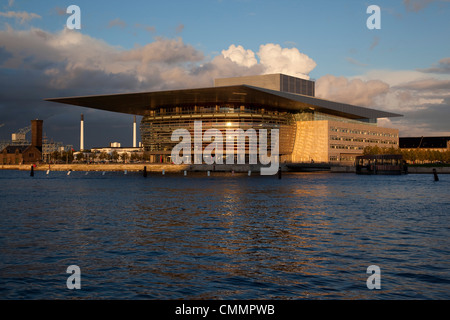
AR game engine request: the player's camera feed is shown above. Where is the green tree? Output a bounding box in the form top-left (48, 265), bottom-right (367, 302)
top-left (419, 150), bottom-right (426, 162)
top-left (443, 150), bottom-right (450, 163)
top-left (111, 150), bottom-right (119, 162)
top-left (99, 151), bottom-right (109, 161)
top-left (51, 150), bottom-right (60, 162)
top-left (143, 152), bottom-right (151, 162)
top-left (76, 152), bottom-right (85, 162)
top-left (363, 146), bottom-right (373, 155)
top-left (130, 152), bottom-right (142, 162)
top-left (120, 152), bottom-right (129, 163)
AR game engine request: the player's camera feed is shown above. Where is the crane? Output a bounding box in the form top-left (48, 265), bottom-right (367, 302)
top-left (11, 125), bottom-right (31, 145)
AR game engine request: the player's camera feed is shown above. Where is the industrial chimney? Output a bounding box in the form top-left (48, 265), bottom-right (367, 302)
top-left (80, 114), bottom-right (84, 151)
top-left (133, 115), bottom-right (137, 148)
top-left (31, 119), bottom-right (43, 148)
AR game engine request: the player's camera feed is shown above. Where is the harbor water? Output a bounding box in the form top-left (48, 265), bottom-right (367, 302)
top-left (0, 170), bottom-right (449, 299)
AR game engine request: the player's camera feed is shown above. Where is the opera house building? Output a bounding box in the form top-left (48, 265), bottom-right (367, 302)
top-left (47, 74), bottom-right (401, 164)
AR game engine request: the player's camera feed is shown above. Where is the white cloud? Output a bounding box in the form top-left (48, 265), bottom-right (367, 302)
top-left (221, 44), bottom-right (257, 68)
top-left (0, 25), bottom-right (448, 141)
top-left (0, 11), bottom-right (41, 24)
top-left (221, 43), bottom-right (317, 79)
top-left (353, 69), bottom-right (429, 87)
top-left (257, 43), bottom-right (316, 79)
top-left (418, 57), bottom-right (450, 74)
top-left (316, 69), bottom-right (450, 136)
top-left (120, 37), bottom-right (204, 65)
top-left (315, 75), bottom-right (389, 107)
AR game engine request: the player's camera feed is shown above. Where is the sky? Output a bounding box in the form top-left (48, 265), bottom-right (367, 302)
top-left (0, 0), bottom-right (449, 149)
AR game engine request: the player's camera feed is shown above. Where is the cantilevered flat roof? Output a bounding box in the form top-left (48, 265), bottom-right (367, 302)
top-left (45, 85), bottom-right (402, 120)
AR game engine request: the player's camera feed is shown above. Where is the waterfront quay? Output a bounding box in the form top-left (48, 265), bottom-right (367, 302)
top-left (1, 163), bottom-right (449, 174)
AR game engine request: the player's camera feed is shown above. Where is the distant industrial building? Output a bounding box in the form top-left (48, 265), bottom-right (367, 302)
top-left (47, 73), bottom-right (402, 164)
top-left (400, 136), bottom-right (450, 152)
top-left (90, 142), bottom-right (143, 158)
top-left (0, 120), bottom-right (43, 165)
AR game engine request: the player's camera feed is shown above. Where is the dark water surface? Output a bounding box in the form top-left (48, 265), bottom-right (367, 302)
top-left (0, 170), bottom-right (449, 299)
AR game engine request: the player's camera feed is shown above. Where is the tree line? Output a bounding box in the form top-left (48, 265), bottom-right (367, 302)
top-left (363, 146), bottom-right (450, 163)
top-left (47, 150), bottom-right (148, 163)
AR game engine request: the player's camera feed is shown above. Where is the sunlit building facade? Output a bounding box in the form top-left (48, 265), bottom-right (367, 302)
top-left (47, 74), bottom-right (401, 164)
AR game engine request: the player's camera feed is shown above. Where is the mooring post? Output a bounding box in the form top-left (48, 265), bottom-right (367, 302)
top-left (30, 165), bottom-right (34, 177)
top-left (278, 166), bottom-right (282, 179)
top-left (143, 166), bottom-right (147, 177)
top-left (433, 168), bottom-right (439, 181)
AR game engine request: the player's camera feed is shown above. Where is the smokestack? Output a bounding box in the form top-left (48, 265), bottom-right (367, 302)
top-left (31, 119), bottom-right (43, 148)
top-left (80, 114), bottom-right (84, 151)
top-left (133, 116), bottom-right (137, 148)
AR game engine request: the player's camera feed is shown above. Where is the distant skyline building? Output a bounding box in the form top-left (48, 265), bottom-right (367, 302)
top-left (46, 73), bottom-right (402, 164)
top-left (400, 136), bottom-right (450, 152)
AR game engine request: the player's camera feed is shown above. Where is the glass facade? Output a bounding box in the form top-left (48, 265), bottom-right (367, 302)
top-left (140, 105), bottom-right (296, 163)
top-left (294, 111), bottom-right (377, 126)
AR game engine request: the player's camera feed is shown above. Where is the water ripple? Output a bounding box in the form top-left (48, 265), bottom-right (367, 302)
top-left (0, 170), bottom-right (449, 299)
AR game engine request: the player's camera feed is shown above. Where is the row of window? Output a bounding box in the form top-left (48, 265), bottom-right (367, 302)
top-left (330, 136), bottom-right (398, 144)
top-left (329, 155), bottom-right (358, 162)
top-left (330, 145), bottom-right (365, 150)
top-left (330, 127), bottom-right (398, 138)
